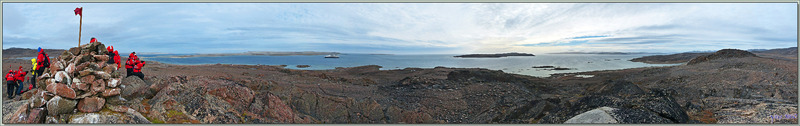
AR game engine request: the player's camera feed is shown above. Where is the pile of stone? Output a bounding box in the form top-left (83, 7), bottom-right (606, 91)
top-left (6, 42), bottom-right (127, 123)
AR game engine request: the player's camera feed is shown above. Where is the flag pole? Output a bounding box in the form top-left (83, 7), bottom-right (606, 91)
top-left (79, 13), bottom-right (82, 46)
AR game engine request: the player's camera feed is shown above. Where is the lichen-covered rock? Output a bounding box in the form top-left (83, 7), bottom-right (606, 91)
top-left (29, 90), bottom-right (49, 108)
top-left (54, 71), bottom-right (70, 84)
top-left (565, 107), bottom-right (618, 123)
top-left (6, 103), bottom-right (30, 123)
top-left (95, 71), bottom-right (111, 80)
top-left (46, 96), bottom-right (77, 116)
top-left (46, 83), bottom-right (76, 99)
top-left (77, 97), bottom-right (105, 113)
top-left (93, 55), bottom-right (109, 62)
top-left (92, 79), bottom-right (106, 93)
top-left (102, 88), bottom-right (121, 97)
top-left (121, 76), bottom-right (151, 100)
top-left (25, 108), bottom-right (47, 123)
top-left (107, 78), bottom-right (120, 88)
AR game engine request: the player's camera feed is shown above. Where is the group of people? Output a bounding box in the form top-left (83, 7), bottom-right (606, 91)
top-left (5, 37), bottom-right (147, 99)
top-left (5, 48), bottom-right (49, 99)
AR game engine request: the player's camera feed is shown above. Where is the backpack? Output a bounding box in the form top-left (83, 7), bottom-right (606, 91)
top-left (42, 53), bottom-right (50, 67)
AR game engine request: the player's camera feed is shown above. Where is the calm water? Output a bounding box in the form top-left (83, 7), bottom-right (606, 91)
top-left (140, 54), bottom-right (680, 77)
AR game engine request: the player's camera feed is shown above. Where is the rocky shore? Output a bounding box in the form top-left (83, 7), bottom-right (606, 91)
top-left (3, 47), bottom-right (797, 124)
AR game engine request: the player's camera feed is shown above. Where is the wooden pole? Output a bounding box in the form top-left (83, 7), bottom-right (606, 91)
top-left (79, 14), bottom-right (82, 46)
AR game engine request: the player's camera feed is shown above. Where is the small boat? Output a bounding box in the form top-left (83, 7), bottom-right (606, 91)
top-left (324, 54), bottom-right (339, 58)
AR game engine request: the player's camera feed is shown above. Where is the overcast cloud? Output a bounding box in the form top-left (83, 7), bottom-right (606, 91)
top-left (2, 3), bottom-right (797, 54)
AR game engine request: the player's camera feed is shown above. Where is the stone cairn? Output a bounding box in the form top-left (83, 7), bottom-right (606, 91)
top-left (7, 42), bottom-right (124, 123)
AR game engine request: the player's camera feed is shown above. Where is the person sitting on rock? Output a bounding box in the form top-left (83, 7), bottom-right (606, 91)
top-left (6, 69), bottom-right (17, 99)
top-left (106, 46), bottom-right (115, 64)
top-left (35, 47), bottom-right (50, 77)
top-left (126, 52), bottom-right (138, 76)
top-left (14, 66), bottom-right (27, 95)
top-left (131, 57), bottom-right (146, 79)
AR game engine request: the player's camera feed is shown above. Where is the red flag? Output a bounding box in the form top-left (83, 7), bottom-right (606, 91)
top-left (74, 7), bottom-right (82, 16)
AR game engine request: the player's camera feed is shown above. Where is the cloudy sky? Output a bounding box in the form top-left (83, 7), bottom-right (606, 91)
top-left (2, 3), bottom-right (797, 54)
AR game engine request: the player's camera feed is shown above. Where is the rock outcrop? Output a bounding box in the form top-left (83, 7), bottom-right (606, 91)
top-left (687, 49), bottom-right (757, 65)
top-left (564, 107), bottom-right (619, 123)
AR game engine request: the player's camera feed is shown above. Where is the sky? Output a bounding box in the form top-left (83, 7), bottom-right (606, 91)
top-left (2, 3), bottom-right (797, 54)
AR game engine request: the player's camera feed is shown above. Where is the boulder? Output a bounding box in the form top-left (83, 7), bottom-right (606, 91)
top-left (121, 76), bottom-right (151, 100)
top-left (76, 62), bottom-right (89, 72)
top-left (67, 109), bottom-right (151, 124)
top-left (103, 65), bottom-right (116, 74)
top-left (79, 69), bottom-right (93, 77)
top-left (107, 78), bottom-right (120, 88)
top-left (102, 88), bottom-right (121, 97)
top-left (91, 79), bottom-right (106, 93)
top-left (77, 97), bottom-right (105, 113)
top-left (54, 71), bottom-right (70, 84)
top-left (29, 90), bottom-right (49, 108)
top-left (6, 103), bottom-right (29, 123)
top-left (46, 83), bottom-right (76, 99)
top-left (46, 96), bottom-right (78, 116)
top-left (66, 63), bottom-right (77, 75)
top-left (25, 108), bottom-right (47, 123)
top-left (93, 55), bottom-right (109, 62)
top-left (95, 71), bottom-right (111, 80)
top-left (565, 107), bottom-right (619, 123)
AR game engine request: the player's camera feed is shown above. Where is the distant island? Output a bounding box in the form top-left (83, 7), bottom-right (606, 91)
top-left (453, 52), bottom-right (535, 58)
top-left (169, 51), bottom-right (338, 58)
top-left (548, 51), bottom-right (657, 55)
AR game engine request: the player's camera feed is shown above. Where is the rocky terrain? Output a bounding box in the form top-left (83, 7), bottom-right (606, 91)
top-left (3, 47), bottom-right (797, 124)
top-left (454, 52), bottom-right (535, 58)
top-left (629, 52), bottom-right (711, 64)
top-left (630, 47), bottom-right (798, 64)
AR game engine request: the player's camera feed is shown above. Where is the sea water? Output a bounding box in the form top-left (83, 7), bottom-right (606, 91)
top-left (140, 54), bottom-right (680, 77)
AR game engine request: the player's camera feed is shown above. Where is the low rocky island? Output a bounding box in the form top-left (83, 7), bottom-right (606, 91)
top-left (454, 52), bottom-right (535, 58)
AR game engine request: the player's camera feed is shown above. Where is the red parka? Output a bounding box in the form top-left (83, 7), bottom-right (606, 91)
top-left (15, 68), bottom-right (26, 83)
top-left (5, 70), bottom-right (15, 81)
top-left (114, 51), bottom-right (121, 68)
top-left (36, 51), bottom-right (50, 69)
top-left (133, 61), bottom-right (146, 73)
top-left (126, 53), bottom-right (137, 69)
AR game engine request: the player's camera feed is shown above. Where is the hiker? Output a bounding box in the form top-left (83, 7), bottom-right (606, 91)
top-left (5, 69), bottom-right (16, 99)
top-left (35, 47), bottom-right (51, 77)
top-left (15, 66), bottom-right (27, 95)
top-left (90, 37), bottom-right (98, 43)
top-left (131, 57), bottom-right (146, 79)
top-left (106, 46), bottom-right (116, 64)
top-left (125, 52), bottom-right (138, 76)
top-left (114, 50), bottom-right (121, 69)
top-left (30, 58), bottom-right (38, 89)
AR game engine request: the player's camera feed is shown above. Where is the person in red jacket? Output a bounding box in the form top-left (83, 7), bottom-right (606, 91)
top-left (35, 47), bottom-right (50, 77)
top-left (125, 52), bottom-right (138, 76)
top-left (6, 69), bottom-right (16, 99)
top-left (131, 57), bottom-right (146, 79)
top-left (106, 46), bottom-right (116, 64)
top-left (114, 50), bottom-right (121, 69)
top-left (14, 66), bottom-right (27, 95)
top-left (90, 37), bottom-right (98, 43)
